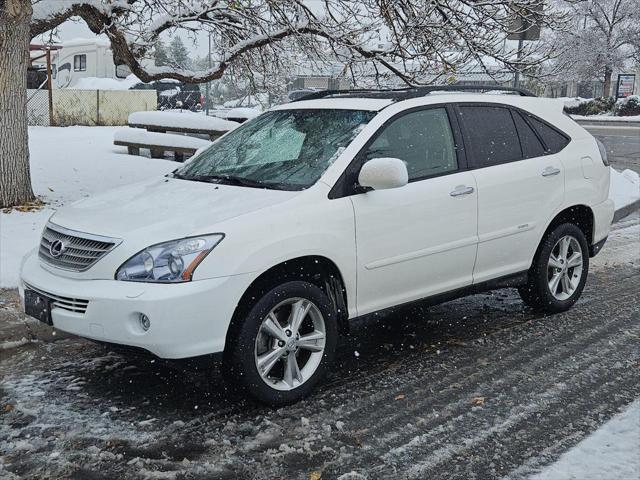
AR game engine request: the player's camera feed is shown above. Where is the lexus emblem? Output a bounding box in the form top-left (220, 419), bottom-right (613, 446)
top-left (49, 239), bottom-right (66, 258)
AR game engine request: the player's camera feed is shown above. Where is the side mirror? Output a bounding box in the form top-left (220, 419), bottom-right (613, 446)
top-left (358, 157), bottom-right (408, 191)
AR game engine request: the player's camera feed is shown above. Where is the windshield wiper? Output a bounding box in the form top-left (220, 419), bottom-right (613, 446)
top-left (199, 174), bottom-right (267, 188)
top-left (173, 172), bottom-right (287, 190)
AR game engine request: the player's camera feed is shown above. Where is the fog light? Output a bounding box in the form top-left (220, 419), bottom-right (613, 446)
top-left (139, 313), bottom-right (151, 331)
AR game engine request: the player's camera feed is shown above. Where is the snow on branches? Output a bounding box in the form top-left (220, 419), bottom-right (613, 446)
top-left (28, 0), bottom-right (566, 86)
top-left (542, 0), bottom-right (639, 96)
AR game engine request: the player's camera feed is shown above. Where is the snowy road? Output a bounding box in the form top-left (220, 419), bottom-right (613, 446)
top-left (586, 124), bottom-right (640, 174)
top-left (1, 216), bottom-right (638, 480)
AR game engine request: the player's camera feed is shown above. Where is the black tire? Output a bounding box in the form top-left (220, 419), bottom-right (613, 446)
top-left (223, 281), bottom-right (337, 406)
top-left (518, 223), bottom-right (590, 314)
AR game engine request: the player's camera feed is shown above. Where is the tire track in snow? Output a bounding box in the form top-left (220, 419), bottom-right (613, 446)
top-left (311, 277), bottom-right (636, 434)
top-left (295, 274), bottom-right (639, 479)
top-left (389, 327), bottom-right (640, 479)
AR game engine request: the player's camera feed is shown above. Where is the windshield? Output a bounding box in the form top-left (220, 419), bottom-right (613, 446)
top-left (175, 109), bottom-right (376, 190)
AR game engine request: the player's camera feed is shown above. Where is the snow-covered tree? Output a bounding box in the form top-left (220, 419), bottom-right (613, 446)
top-left (153, 38), bottom-right (170, 67)
top-left (1, 0), bottom-right (564, 208)
top-left (169, 36), bottom-right (191, 70)
top-left (547, 0), bottom-right (639, 97)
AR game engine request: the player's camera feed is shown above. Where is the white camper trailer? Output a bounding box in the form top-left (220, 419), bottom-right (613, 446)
top-left (51, 37), bottom-right (132, 88)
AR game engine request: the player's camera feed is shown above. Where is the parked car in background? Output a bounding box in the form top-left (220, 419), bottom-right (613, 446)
top-left (27, 67), bottom-right (49, 89)
top-left (131, 80), bottom-right (204, 111)
top-left (20, 86), bottom-right (614, 406)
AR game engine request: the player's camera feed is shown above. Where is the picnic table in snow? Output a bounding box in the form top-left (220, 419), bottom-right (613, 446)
top-left (114, 129), bottom-right (211, 161)
top-left (115, 110), bottom-right (240, 161)
top-left (127, 110), bottom-right (240, 140)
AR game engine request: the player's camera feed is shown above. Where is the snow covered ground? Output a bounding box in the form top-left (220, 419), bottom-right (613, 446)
top-left (527, 400), bottom-right (640, 480)
top-left (610, 169), bottom-right (640, 209)
top-left (0, 126), bottom-right (639, 289)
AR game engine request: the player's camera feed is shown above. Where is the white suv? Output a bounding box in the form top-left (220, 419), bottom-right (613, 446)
top-left (20, 87), bottom-right (614, 405)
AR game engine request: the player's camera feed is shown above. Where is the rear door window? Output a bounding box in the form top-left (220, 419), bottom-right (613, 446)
top-left (458, 105), bottom-right (522, 168)
top-left (512, 110), bottom-right (545, 158)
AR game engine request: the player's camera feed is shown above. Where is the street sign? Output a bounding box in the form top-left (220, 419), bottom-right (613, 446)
top-left (507, 2), bottom-right (544, 41)
top-left (615, 74), bottom-right (636, 98)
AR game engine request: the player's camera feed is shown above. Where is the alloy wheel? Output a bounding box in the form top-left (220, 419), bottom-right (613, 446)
top-left (254, 298), bottom-right (326, 391)
top-left (547, 235), bottom-right (584, 301)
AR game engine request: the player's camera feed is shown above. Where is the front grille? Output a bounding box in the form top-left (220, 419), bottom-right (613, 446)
top-left (24, 283), bottom-right (89, 314)
top-left (39, 223), bottom-right (119, 272)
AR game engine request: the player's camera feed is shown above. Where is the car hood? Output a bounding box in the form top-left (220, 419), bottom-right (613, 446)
top-left (51, 176), bottom-right (300, 240)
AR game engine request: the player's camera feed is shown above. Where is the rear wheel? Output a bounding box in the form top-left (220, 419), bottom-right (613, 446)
top-left (224, 281), bottom-right (337, 406)
top-left (518, 223), bottom-right (589, 313)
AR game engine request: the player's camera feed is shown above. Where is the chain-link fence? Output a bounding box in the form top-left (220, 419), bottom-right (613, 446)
top-left (27, 89), bottom-right (157, 127)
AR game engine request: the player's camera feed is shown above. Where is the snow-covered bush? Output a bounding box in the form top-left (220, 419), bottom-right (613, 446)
top-left (564, 97), bottom-right (615, 116)
top-left (614, 96), bottom-right (640, 117)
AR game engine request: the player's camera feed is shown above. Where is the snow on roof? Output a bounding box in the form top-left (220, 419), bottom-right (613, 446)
top-left (128, 111), bottom-right (240, 131)
top-left (271, 93), bottom-right (564, 115)
top-left (71, 74), bottom-right (141, 91)
top-left (61, 37), bottom-right (111, 48)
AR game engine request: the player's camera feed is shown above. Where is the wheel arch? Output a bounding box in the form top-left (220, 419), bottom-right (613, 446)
top-left (545, 204), bottom-right (594, 244)
top-left (532, 204), bottom-right (595, 267)
top-left (224, 255), bottom-right (349, 356)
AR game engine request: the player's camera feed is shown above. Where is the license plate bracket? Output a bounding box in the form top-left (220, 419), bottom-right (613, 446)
top-left (24, 289), bottom-right (53, 325)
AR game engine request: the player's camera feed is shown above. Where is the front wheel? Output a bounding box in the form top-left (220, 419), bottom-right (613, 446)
top-left (518, 223), bottom-right (589, 314)
top-left (224, 281), bottom-right (337, 406)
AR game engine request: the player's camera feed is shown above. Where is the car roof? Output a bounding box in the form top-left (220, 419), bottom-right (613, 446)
top-left (271, 92), bottom-right (563, 117)
top-left (272, 85), bottom-right (545, 113)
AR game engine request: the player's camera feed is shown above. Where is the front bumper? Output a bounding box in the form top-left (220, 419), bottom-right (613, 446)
top-left (20, 251), bottom-right (253, 359)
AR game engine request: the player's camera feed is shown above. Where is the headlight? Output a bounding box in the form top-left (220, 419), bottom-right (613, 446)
top-left (115, 234), bottom-right (224, 283)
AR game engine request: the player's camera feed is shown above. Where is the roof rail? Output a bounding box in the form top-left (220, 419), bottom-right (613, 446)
top-left (293, 84), bottom-right (537, 102)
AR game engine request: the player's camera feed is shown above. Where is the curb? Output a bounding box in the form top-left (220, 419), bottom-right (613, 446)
top-left (576, 119), bottom-right (640, 127)
top-left (613, 199), bottom-right (640, 224)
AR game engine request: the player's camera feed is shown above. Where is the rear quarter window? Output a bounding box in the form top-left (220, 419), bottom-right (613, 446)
top-left (513, 110), bottom-right (546, 159)
top-left (526, 115), bottom-right (570, 154)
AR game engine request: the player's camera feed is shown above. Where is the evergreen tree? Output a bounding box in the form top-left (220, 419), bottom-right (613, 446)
top-left (153, 39), bottom-right (170, 67)
top-left (169, 36), bottom-right (191, 69)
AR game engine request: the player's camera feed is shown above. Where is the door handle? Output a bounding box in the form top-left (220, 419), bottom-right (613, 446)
top-left (450, 185), bottom-right (475, 197)
top-left (542, 166), bottom-right (561, 177)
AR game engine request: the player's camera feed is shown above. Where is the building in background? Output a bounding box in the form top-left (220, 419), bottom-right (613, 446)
top-left (50, 38), bottom-right (133, 88)
top-left (543, 67), bottom-right (639, 99)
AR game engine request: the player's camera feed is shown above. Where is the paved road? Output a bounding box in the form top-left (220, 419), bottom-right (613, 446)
top-left (1, 215), bottom-right (638, 480)
top-left (585, 124), bottom-right (640, 173)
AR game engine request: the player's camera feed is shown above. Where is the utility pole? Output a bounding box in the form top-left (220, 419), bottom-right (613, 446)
top-left (205, 32), bottom-right (211, 115)
top-left (508, 3), bottom-right (542, 90)
top-left (513, 34), bottom-right (524, 88)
